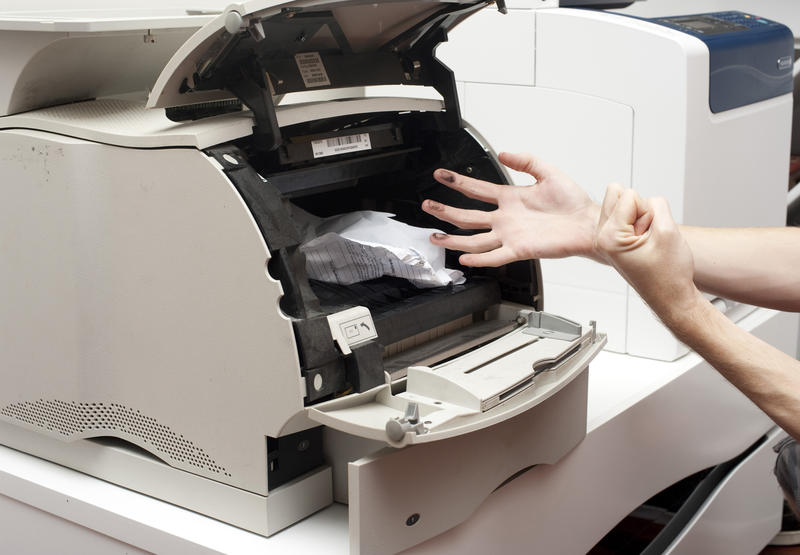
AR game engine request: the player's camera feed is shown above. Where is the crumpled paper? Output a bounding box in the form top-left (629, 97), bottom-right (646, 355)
top-left (299, 211), bottom-right (465, 288)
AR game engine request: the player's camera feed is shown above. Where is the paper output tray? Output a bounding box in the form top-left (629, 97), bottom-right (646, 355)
top-left (307, 324), bottom-right (606, 446)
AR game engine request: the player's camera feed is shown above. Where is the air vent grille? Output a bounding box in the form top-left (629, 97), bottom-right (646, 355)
top-left (1, 399), bottom-right (230, 477)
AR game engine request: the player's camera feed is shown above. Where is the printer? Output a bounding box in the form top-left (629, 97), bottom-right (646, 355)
top-left (438, 6), bottom-right (795, 360)
top-left (0, 2), bottom-right (607, 554)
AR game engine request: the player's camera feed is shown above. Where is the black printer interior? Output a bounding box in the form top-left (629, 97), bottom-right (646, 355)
top-left (258, 109), bottom-right (539, 303)
top-left (215, 108), bottom-right (542, 404)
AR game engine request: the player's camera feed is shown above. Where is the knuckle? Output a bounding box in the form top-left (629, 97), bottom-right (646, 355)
top-left (522, 155), bottom-right (539, 174)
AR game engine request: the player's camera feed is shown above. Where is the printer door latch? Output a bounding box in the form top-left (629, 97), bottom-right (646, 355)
top-left (385, 402), bottom-right (428, 442)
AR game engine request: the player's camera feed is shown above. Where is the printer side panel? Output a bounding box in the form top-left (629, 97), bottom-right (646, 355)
top-left (538, 9), bottom-right (791, 361)
top-left (534, 9), bottom-right (700, 221)
top-left (460, 85), bottom-right (634, 353)
top-left (449, 8), bottom-right (792, 360)
top-left (683, 94), bottom-right (792, 228)
top-left (440, 7), bottom-right (635, 353)
top-left (533, 10), bottom-right (699, 361)
top-left (0, 129), bottom-right (306, 495)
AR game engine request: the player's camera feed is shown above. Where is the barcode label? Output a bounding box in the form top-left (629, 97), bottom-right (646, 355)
top-left (295, 52), bottom-right (331, 88)
top-left (311, 133), bottom-right (372, 158)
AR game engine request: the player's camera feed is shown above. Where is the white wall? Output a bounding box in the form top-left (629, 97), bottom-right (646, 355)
top-left (614, 0), bottom-right (800, 39)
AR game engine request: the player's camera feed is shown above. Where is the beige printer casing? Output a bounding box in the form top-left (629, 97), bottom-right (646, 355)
top-left (0, 3), bottom-right (606, 554)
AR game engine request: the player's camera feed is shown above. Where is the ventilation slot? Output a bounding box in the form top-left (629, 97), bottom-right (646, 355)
top-left (1, 400), bottom-right (230, 477)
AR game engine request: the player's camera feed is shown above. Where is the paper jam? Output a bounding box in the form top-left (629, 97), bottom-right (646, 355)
top-left (300, 211), bottom-right (465, 288)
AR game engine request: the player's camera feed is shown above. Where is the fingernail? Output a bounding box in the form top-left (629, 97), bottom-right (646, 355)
top-left (435, 170), bottom-right (455, 183)
top-left (432, 233), bottom-right (447, 240)
top-left (425, 200), bottom-right (443, 211)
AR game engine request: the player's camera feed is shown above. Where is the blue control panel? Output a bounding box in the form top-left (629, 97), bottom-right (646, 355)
top-left (648, 11), bottom-right (794, 113)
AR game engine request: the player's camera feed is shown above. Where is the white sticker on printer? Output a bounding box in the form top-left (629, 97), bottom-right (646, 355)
top-left (295, 52), bottom-right (331, 88)
top-left (312, 133), bottom-right (372, 158)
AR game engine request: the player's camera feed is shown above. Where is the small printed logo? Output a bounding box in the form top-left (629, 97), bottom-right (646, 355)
top-left (778, 55), bottom-right (793, 71)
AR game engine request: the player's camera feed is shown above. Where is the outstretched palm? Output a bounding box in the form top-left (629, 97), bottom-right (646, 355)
top-left (422, 152), bottom-right (600, 267)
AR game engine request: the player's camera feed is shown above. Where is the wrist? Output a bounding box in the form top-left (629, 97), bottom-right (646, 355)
top-left (658, 287), bottom-right (713, 337)
top-left (579, 203), bottom-right (603, 262)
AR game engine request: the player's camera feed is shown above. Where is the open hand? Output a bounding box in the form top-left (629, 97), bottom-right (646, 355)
top-left (421, 152), bottom-right (600, 267)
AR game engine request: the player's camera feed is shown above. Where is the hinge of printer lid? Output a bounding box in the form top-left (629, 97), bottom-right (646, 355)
top-left (225, 57), bottom-right (282, 152)
top-left (166, 2), bottom-right (501, 144)
top-left (386, 2), bottom-right (488, 131)
top-left (405, 26), bottom-right (463, 130)
top-left (189, 11), bottom-right (283, 152)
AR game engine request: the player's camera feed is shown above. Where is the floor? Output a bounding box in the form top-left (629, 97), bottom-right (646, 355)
top-left (586, 505), bottom-right (800, 554)
top-left (762, 547), bottom-right (800, 554)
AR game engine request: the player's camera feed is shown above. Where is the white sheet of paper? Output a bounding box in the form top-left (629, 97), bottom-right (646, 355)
top-left (300, 211), bottom-right (465, 288)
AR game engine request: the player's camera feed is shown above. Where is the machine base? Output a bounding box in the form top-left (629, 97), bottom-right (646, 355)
top-left (0, 421), bottom-right (332, 536)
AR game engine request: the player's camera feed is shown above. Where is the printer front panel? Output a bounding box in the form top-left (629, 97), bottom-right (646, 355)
top-left (0, 109), bottom-right (549, 493)
top-left (0, 128), bottom-right (306, 495)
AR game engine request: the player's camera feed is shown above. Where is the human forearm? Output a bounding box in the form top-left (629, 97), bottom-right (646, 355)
top-left (587, 185), bottom-right (800, 440)
top-left (661, 293), bottom-right (800, 441)
top-left (682, 226), bottom-right (800, 311)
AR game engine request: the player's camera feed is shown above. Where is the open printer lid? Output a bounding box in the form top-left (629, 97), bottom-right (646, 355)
top-left (147, 0), bottom-right (503, 150)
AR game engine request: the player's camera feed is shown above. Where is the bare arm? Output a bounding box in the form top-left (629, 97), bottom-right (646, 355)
top-left (595, 187), bottom-right (800, 441)
top-left (422, 153), bottom-right (800, 312)
top-left (423, 157), bottom-right (800, 439)
top-left (667, 292), bottom-right (800, 441)
top-left (682, 226), bottom-right (800, 312)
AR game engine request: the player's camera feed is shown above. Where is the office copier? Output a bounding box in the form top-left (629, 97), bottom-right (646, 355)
top-left (0, 2), bottom-right (607, 553)
top-left (1, 3), bottom-right (798, 554)
top-left (439, 5), bottom-right (796, 360)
